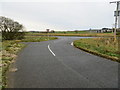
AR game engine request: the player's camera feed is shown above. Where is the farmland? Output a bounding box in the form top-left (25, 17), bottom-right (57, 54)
top-left (26, 32), bottom-right (114, 37)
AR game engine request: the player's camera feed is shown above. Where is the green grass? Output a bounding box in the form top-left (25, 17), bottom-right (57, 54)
top-left (74, 37), bottom-right (119, 62)
top-left (1, 36), bottom-right (57, 88)
top-left (21, 36), bottom-right (57, 42)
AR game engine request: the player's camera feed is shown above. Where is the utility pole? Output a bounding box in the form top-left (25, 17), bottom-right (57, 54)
top-left (110, 1), bottom-right (120, 41)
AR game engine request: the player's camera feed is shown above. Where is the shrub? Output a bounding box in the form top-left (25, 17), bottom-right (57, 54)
top-left (0, 16), bottom-right (25, 40)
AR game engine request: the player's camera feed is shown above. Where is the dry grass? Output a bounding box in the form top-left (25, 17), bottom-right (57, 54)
top-left (1, 40), bottom-right (25, 88)
top-left (26, 32), bottom-right (114, 37)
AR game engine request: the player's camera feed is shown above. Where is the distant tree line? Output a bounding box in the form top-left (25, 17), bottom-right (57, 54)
top-left (0, 16), bottom-right (25, 40)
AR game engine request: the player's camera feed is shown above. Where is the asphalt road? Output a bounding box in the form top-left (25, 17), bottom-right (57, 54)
top-left (8, 36), bottom-right (119, 88)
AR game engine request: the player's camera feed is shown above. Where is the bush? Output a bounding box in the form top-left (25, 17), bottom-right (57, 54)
top-left (0, 16), bottom-right (25, 40)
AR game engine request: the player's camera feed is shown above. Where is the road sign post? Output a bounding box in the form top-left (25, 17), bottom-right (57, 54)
top-left (46, 29), bottom-right (50, 40)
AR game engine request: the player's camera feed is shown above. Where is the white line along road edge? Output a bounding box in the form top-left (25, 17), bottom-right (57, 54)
top-left (71, 42), bottom-right (73, 46)
top-left (48, 44), bottom-right (56, 56)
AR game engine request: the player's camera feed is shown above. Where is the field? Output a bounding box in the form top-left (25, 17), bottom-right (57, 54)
top-left (1, 36), bottom-right (57, 88)
top-left (74, 37), bottom-right (120, 62)
top-left (21, 36), bottom-right (57, 42)
top-left (26, 32), bottom-right (114, 37)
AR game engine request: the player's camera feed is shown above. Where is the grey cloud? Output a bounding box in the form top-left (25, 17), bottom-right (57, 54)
top-left (1, 2), bottom-right (116, 31)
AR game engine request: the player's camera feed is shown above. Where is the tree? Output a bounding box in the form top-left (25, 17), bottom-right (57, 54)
top-left (0, 16), bottom-right (25, 40)
top-left (75, 30), bottom-right (78, 33)
top-left (51, 30), bottom-right (55, 33)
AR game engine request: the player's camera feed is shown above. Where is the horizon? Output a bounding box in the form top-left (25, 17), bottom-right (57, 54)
top-left (0, 0), bottom-right (116, 31)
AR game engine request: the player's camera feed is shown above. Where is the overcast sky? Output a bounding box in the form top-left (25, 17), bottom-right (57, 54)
top-left (0, 0), bottom-right (117, 31)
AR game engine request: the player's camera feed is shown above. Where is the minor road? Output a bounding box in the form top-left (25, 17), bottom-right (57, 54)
top-left (8, 36), bottom-right (118, 88)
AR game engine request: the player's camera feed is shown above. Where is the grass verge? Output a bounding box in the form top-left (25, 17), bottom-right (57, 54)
top-left (1, 36), bottom-right (57, 88)
top-left (74, 37), bottom-right (120, 62)
top-left (2, 40), bottom-right (25, 88)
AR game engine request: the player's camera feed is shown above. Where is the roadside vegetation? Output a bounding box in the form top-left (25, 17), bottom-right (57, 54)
top-left (0, 39), bottom-right (2, 90)
top-left (74, 37), bottom-right (120, 62)
top-left (0, 16), bottom-right (25, 40)
top-left (2, 40), bottom-right (25, 88)
top-left (0, 16), bottom-right (25, 88)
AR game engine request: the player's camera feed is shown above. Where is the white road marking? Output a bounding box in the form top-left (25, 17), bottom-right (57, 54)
top-left (71, 42), bottom-right (73, 46)
top-left (48, 44), bottom-right (56, 56)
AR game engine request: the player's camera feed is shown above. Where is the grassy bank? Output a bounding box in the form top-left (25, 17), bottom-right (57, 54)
top-left (74, 37), bottom-right (119, 62)
top-left (1, 36), bottom-right (57, 88)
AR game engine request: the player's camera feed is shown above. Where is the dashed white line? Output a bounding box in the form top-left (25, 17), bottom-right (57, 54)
top-left (48, 44), bottom-right (56, 56)
top-left (71, 42), bottom-right (73, 46)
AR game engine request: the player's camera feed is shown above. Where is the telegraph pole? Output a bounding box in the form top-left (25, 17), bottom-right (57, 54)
top-left (110, 1), bottom-right (120, 41)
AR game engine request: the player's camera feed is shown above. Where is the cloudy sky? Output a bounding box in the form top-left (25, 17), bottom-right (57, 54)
top-left (0, 0), bottom-right (117, 31)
